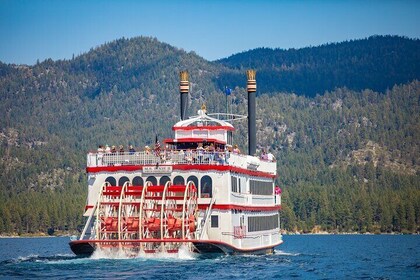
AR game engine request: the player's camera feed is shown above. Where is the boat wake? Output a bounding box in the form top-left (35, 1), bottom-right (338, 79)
top-left (1, 254), bottom-right (78, 265)
top-left (89, 245), bottom-right (197, 261)
top-left (274, 249), bottom-right (300, 256)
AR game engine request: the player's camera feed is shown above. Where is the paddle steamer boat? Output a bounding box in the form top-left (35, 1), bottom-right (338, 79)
top-left (69, 70), bottom-right (282, 256)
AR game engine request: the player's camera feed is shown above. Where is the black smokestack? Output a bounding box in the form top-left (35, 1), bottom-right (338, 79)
top-left (247, 70), bottom-right (256, 156)
top-left (179, 71), bottom-right (189, 120)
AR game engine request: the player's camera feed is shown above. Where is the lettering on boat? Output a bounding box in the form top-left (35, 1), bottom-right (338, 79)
top-left (142, 166), bottom-right (173, 174)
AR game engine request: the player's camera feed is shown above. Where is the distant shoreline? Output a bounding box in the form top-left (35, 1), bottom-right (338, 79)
top-left (282, 232), bottom-right (419, 235)
top-left (0, 232), bottom-right (76, 238)
top-left (1, 231), bottom-right (418, 238)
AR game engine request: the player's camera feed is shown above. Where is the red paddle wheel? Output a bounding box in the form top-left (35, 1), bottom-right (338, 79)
top-left (90, 180), bottom-right (198, 255)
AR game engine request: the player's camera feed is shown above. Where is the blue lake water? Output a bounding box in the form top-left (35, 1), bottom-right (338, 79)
top-left (0, 235), bottom-right (419, 279)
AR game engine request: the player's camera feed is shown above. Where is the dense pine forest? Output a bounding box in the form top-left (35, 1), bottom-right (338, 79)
top-left (0, 35), bottom-right (419, 235)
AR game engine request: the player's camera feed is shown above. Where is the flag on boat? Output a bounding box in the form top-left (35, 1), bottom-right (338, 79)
top-left (154, 135), bottom-right (161, 157)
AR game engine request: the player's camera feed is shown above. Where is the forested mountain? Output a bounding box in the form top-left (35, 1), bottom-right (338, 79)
top-left (217, 36), bottom-right (420, 97)
top-left (0, 36), bottom-right (419, 235)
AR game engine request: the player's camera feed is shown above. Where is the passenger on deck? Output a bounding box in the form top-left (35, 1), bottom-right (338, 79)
top-left (97, 145), bottom-right (104, 154)
top-left (111, 145), bottom-right (117, 153)
top-left (196, 143), bottom-right (204, 163)
top-left (208, 143), bottom-right (215, 163)
top-left (163, 144), bottom-right (171, 161)
top-left (144, 145), bottom-right (151, 154)
top-left (215, 147), bottom-right (225, 164)
top-left (129, 145), bottom-right (135, 155)
top-left (185, 149), bottom-right (193, 163)
top-left (225, 145), bottom-right (231, 163)
top-left (97, 145), bottom-right (104, 166)
top-left (233, 144), bottom-right (241, 154)
top-left (119, 145), bottom-right (125, 153)
top-left (105, 144), bottom-right (111, 153)
top-left (261, 149), bottom-right (268, 160)
top-left (178, 149), bottom-right (185, 163)
top-left (267, 150), bottom-right (275, 162)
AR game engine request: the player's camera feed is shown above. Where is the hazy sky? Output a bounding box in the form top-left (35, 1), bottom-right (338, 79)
top-left (1, 0), bottom-right (419, 65)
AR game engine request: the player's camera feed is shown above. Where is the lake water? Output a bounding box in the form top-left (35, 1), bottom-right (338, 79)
top-left (0, 235), bottom-right (419, 279)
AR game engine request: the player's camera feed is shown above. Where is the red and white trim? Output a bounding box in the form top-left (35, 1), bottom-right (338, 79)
top-left (164, 137), bottom-right (227, 145)
top-left (84, 203), bottom-right (281, 212)
top-left (86, 164), bottom-right (276, 179)
top-left (172, 125), bottom-right (235, 131)
top-left (198, 204), bottom-right (281, 211)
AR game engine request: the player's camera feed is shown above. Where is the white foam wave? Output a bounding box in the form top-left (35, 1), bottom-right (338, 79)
top-left (89, 245), bottom-right (197, 261)
top-left (10, 253), bottom-right (79, 265)
top-left (16, 254), bottom-right (39, 262)
top-left (274, 249), bottom-right (300, 256)
top-left (90, 248), bottom-right (131, 260)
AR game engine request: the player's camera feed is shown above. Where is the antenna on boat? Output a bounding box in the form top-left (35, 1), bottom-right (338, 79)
top-left (247, 69), bottom-right (257, 156)
top-left (179, 71), bottom-right (189, 121)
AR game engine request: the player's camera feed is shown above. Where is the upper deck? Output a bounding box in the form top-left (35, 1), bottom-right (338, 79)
top-left (87, 150), bottom-right (277, 176)
top-left (88, 108), bottom-right (276, 177)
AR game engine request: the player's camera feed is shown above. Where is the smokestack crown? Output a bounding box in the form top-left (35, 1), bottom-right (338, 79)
top-left (246, 69), bottom-right (257, 93)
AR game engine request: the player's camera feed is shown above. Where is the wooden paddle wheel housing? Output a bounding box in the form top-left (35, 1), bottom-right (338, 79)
top-left (93, 180), bottom-right (198, 254)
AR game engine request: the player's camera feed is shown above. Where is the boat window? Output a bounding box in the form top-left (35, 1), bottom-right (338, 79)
top-left (132, 176), bottom-right (143, 186)
top-left (249, 179), bottom-right (273, 195)
top-left (146, 176), bottom-right (157, 186)
top-left (231, 176), bottom-right (238, 193)
top-left (248, 214), bottom-right (279, 232)
top-left (187, 176), bottom-right (199, 189)
top-left (173, 176), bottom-right (185, 185)
top-left (200, 175), bottom-right (212, 198)
top-left (105, 176), bottom-right (116, 186)
top-left (211, 215), bottom-right (219, 228)
top-left (118, 176), bottom-right (130, 186)
top-left (159, 176), bottom-right (171, 186)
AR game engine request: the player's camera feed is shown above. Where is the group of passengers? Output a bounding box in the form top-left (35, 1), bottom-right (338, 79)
top-left (185, 143), bottom-right (231, 165)
top-left (260, 148), bottom-right (275, 162)
top-left (96, 142), bottom-right (275, 165)
top-left (97, 144), bottom-right (136, 155)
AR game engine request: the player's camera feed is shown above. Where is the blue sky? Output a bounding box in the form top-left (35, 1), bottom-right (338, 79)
top-left (0, 0), bottom-right (419, 65)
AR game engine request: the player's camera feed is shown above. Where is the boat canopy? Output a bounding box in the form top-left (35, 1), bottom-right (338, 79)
top-left (172, 109), bottom-right (235, 131)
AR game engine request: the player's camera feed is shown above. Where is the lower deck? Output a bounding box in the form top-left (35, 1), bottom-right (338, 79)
top-left (77, 161), bottom-right (281, 256)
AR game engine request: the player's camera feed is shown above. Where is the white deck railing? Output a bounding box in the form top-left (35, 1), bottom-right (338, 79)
top-left (87, 150), bottom-right (276, 174)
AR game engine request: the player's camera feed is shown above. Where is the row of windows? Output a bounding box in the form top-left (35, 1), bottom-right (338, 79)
top-left (104, 175), bottom-right (213, 197)
top-left (232, 176), bottom-right (273, 195)
top-left (248, 214), bottom-right (279, 232)
top-left (249, 180), bottom-right (273, 195)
